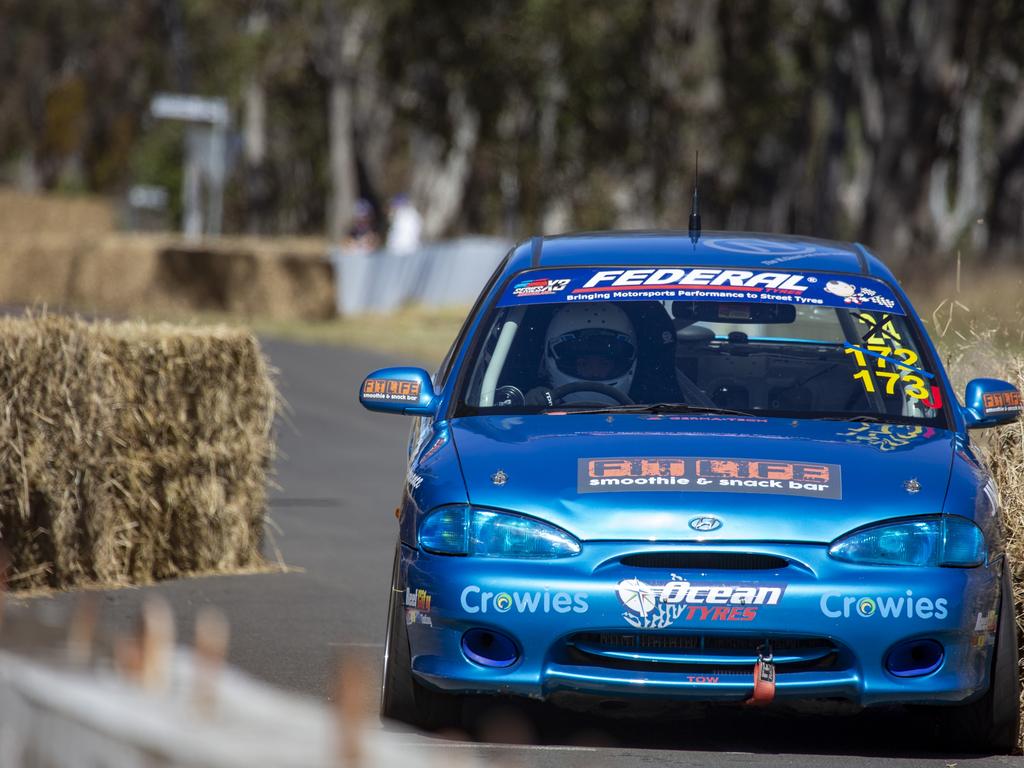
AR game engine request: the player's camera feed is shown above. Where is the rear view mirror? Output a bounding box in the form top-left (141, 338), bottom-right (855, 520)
top-left (672, 301), bottom-right (796, 325)
top-left (963, 378), bottom-right (1022, 429)
top-left (359, 367), bottom-right (438, 416)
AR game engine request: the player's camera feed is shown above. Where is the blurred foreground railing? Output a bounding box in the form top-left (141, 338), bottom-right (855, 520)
top-left (331, 237), bottom-right (511, 315)
top-left (0, 598), bottom-right (480, 768)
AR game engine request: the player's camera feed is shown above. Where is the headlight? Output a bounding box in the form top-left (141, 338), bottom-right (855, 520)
top-left (828, 515), bottom-right (985, 567)
top-left (418, 505), bottom-right (581, 558)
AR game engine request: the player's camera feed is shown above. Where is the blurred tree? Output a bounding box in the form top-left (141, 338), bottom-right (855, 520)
top-left (4, 0), bottom-right (1024, 264)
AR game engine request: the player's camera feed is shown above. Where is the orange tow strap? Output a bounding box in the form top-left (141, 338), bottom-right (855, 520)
top-left (746, 648), bottom-right (776, 705)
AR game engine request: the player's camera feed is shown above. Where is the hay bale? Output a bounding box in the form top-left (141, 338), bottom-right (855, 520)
top-left (67, 234), bottom-right (164, 314)
top-left (0, 232), bottom-right (336, 321)
top-left (0, 188), bottom-right (115, 237)
top-left (0, 234), bottom-right (86, 307)
top-left (942, 336), bottom-right (1024, 747)
top-left (0, 312), bottom-right (276, 589)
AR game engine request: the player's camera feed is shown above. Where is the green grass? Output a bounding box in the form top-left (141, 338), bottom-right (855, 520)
top-left (134, 304), bottom-right (471, 369)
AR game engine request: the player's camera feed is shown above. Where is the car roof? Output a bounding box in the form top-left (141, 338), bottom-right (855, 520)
top-left (507, 230), bottom-right (897, 283)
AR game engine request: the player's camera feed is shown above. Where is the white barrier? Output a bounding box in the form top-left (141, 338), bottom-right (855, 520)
top-left (331, 236), bottom-right (511, 315)
top-left (0, 648), bottom-right (479, 768)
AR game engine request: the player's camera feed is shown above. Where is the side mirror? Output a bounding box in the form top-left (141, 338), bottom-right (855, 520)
top-left (359, 367), bottom-right (438, 416)
top-left (963, 378), bottom-right (1022, 429)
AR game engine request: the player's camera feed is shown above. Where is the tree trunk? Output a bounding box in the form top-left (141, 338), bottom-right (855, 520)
top-left (411, 89), bottom-right (480, 239)
top-left (326, 77), bottom-right (357, 242)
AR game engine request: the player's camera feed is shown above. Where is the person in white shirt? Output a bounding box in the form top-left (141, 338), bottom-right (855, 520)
top-left (385, 194), bottom-right (423, 256)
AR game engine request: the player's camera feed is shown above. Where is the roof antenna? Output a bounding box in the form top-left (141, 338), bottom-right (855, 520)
top-left (688, 150), bottom-right (701, 244)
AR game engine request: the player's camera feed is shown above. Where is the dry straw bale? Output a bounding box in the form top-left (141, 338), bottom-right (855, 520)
top-left (0, 234), bottom-right (336, 321)
top-left (0, 313), bottom-right (276, 589)
top-left (0, 188), bottom-right (115, 237)
top-left (0, 189), bottom-right (334, 321)
top-left (941, 332), bottom-right (1024, 745)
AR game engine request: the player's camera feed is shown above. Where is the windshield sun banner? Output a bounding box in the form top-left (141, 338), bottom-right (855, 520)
top-left (498, 267), bottom-right (904, 314)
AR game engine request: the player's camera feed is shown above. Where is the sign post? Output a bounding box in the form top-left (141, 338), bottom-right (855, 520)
top-left (150, 93), bottom-right (230, 240)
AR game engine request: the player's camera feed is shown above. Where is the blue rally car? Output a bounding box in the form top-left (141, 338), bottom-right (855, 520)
top-left (359, 232), bottom-right (1023, 752)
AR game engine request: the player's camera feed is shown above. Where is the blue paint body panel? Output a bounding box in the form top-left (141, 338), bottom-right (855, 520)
top-left (374, 231), bottom-right (1014, 710)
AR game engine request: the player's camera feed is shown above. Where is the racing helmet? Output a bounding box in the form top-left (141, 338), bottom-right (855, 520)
top-left (544, 303), bottom-right (637, 400)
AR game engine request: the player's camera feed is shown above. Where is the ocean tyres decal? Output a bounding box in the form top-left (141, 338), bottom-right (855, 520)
top-left (578, 457), bottom-right (842, 499)
top-left (497, 267), bottom-right (904, 314)
top-left (617, 575), bottom-right (785, 629)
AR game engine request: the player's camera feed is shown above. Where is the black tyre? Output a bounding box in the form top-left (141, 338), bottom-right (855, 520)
top-left (380, 542), bottom-right (460, 729)
top-left (937, 561), bottom-right (1020, 753)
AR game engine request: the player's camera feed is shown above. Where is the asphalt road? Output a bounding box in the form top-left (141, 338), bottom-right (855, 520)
top-left (15, 338), bottom-right (1023, 767)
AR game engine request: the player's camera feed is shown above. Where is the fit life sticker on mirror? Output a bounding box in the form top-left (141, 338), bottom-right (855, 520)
top-left (497, 267), bottom-right (905, 314)
top-left (362, 378), bottom-right (421, 403)
top-left (982, 389), bottom-right (1023, 415)
top-left (578, 457), bottom-right (842, 499)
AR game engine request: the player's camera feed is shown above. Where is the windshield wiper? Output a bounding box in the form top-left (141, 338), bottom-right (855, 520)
top-left (804, 414), bottom-right (888, 424)
top-left (543, 403), bottom-right (759, 417)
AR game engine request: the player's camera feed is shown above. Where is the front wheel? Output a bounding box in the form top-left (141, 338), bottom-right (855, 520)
top-left (934, 561), bottom-right (1020, 753)
top-left (380, 542), bottom-right (461, 729)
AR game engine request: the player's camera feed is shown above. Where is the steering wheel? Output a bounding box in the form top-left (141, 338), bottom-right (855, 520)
top-left (549, 381), bottom-right (634, 405)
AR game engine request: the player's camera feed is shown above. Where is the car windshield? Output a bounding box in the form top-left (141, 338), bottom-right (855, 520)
top-left (455, 266), bottom-right (949, 427)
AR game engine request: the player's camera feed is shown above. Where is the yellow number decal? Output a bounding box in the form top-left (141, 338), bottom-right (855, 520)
top-left (845, 347), bottom-right (866, 367)
top-left (892, 348), bottom-right (919, 369)
top-left (858, 312), bottom-right (903, 345)
top-left (876, 371), bottom-right (901, 394)
top-left (902, 374), bottom-right (930, 400)
top-left (866, 345), bottom-right (892, 368)
top-left (853, 369), bottom-right (875, 393)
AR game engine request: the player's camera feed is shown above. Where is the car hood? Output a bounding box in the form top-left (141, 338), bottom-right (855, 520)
top-left (450, 414), bottom-right (955, 544)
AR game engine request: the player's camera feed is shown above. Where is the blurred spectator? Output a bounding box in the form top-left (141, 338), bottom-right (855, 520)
top-left (385, 194), bottom-right (423, 256)
top-left (342, 198), bottom-right (381, 253)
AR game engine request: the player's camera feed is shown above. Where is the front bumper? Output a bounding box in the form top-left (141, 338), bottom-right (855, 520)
top-left (399, 541), bottom-right (1001, 708)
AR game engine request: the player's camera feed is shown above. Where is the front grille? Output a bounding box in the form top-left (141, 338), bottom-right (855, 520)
top-left (565, 631), bottom-right (841, 674)
top-left (619, 552), bottom-right (788, 570)
top-left (581, 633), bottom-right (701, 651)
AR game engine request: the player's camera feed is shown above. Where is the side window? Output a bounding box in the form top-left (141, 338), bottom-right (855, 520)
top-left (434, 252), bottom-right (511, 388)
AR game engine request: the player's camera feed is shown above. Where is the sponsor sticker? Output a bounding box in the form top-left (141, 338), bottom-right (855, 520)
top-left (362, 378), bottom-right (421, 403)
top-left (512, 277), bottom-right (571, 297)
top-left (819, 591), bottom-right (948, 620)
top-left (702, 237), bottom-right (851, 261)
top-left (974, 610), bottom-right (997, 633)
top-left (838, 423), bottom-right (936, 452)
top-left (822, 279), bottom-right (897, 310)
top-left (405, 587), bottom-right (433, 626)
top-left (616, 575), bottom-right (785, 629)
top-left (496, 266), bottom-right (905, 314)
top-left (460, 585), bottom-right (588, 615)
top-left (982, 390), bottom-right (1022, 415)
top-left (578, 457), bottom-right (842, 499)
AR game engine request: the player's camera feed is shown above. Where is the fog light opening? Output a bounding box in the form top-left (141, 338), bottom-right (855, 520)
top-left (885, 639), bottom-right (944, 678)
top-left (462, 628), bottom-right (519, 668)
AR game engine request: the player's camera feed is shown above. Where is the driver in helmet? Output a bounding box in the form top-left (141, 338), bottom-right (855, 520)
top-left (529, 303), bottom-right (637, 406)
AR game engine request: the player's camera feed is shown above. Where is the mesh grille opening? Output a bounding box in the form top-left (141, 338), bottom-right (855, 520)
top-left (572, 632), bottom-right (830, 655)
top-left (619, 552), bottom-right (788, 570)
top-left (566, 632), bottom-right (841, 674)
